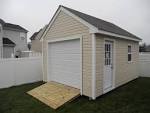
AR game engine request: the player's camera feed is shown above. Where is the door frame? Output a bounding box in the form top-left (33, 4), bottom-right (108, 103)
top-left (103, 38), bottom-right (116, 94)
top-left (46, 34), bottom-right (83, 95)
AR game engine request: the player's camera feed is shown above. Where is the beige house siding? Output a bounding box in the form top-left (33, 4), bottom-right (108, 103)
top-left (31, 40), bottom-right (42, 53)
top-left (115, 39), bottom-right (139, 87)
top-left (82, 35), bottom-right (92, 97)
top-left (44, 11), bottom-right (89, 39)
top-left (95, 35), bottom-right (104, 97)
top-left (95, 34), bottom-right (139, 97)
top-left (42, 11), bottom-right (93, 97)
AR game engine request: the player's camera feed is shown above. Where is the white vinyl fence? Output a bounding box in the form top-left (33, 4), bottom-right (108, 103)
top-left (139, 53), bottom-right (150, 77)
top-left (21, 51), bottom-right (41, 58)
top-left (0, 57), bottom-right (42, 89)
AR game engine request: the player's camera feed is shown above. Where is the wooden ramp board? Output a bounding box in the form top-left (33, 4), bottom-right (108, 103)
top-left (27, 81), bottom-right (80, 109)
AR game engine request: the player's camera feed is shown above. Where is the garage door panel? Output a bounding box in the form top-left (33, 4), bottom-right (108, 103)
top-left (49, 56), bottom-right (80, 61)
top-left (48, 39), bottom-right (81, 89)
top-left (49, 60), bottom-right (80, 66)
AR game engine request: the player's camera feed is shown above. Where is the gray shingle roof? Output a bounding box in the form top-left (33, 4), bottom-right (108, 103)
top-left (30, 32), bottom-right (39, 40)
top-left (0, 18), bottom-right (28, 32)
top-left (4, 23), bottom-right (28, 33)
top-left (30, 25), bottom-right (48, 40)
top-left (0, 19), bottom-right (5, 25)
top-left (62, 6), bottom-right (141, 40)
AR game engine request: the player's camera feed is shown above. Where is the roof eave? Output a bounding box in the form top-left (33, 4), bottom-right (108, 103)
top-left (3, 27), bottom-right (28, 33)
top-left (94, 30), bottom-right (142, 42)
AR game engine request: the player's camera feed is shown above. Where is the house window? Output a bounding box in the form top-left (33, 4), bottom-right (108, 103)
top-left (21, 37), bottom-right (25, 40)
top-left (128, 45), bottom-right (132, 62)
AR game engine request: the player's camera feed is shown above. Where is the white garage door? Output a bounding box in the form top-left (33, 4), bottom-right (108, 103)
top-left (48, 39), bottom-right (81, 89)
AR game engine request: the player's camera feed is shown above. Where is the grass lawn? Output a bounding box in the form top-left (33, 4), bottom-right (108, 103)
top-left (0, 77), bottom-right (150, 113)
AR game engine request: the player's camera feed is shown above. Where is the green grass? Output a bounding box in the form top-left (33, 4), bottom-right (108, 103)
top-left (0, 77), bottom-right (150, 113)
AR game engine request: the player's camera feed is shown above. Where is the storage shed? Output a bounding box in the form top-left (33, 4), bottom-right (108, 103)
top-left (42, 5), bottom-right (141, 99)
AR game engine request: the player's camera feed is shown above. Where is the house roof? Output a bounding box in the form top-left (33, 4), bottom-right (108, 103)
top-left (0, 19), bottom-right (5, 25)
top-left (30, 32), bottom-right (39, 40)
top-left (61, 6), bottom-right (141, 40)
top-left (30, 25), bottom-right (48, 40)
top-left (3, 23), bottom-right (28, 33)
top-left (3, 37), bottom-right (16, 46)
top-left (0, 18), bottom-right (28, 33)
top-left (37, 25), bottom-right (48, 40)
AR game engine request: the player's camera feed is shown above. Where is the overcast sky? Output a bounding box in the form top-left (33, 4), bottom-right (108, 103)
top-left (0, 0), bottom-right (150, 43)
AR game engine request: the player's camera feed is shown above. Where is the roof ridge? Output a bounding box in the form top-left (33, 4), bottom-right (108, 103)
top-left (4, 23), bottom-right (28, 32)
top-left (0, 18), bottom-right (5, 25)
top-left (61, 5), bottom-right (115, 25)
top-left (0, 19), bottom-right (28, 32)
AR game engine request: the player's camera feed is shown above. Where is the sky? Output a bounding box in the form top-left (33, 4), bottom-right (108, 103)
top-left (0, 0), bottom-right (150, 43)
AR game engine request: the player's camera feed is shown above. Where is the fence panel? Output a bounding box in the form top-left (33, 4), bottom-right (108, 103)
top-left (0, 57), bottom-right (42, 89)
top-left (139, 53), bottom-right (150, 77)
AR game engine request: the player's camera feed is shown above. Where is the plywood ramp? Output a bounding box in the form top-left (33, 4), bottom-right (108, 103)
top-left (27, 82), bottom-right (80, 109)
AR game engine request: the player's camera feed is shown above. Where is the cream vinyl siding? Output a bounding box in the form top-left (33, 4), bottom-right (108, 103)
top-left (115, 39), bottom-right (139, 87)
top-left (82, 35), bottom-right (92, 97)
top-left (95, 36), bottom-right (104, 97)
top-left (43, 11), bottom-right (92, 97)
top-left (31, 40), bottom-right (42, 53)
top-left (44, 11), bottom-right (89, 39)
top-left (95, 34), bottom-right (139, 97)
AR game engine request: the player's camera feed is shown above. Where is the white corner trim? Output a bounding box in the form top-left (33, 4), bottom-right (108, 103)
top-left (41, 40), bottom-right (45, 82)
top-left (46, 41), bottom-right (49, 82)
top-left (97, 30), bottom-right (141, 42)
top-left (80, 36), bottom-right (83, 95)
top-left (92, 33), bottom-right (96, 100)
top-left (112, 39), bottom-right (116, 90)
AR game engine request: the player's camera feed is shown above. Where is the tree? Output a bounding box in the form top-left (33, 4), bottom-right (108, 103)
top-left (139, 43), bottom-right (147, 52)
top-left (27, 42), bottom-right (31, 50)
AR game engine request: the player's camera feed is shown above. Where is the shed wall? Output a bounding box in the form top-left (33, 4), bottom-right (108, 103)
top-left (42, 11), bottom-right (92, 97)
top-left (95, 34), bottom-right (139, 97)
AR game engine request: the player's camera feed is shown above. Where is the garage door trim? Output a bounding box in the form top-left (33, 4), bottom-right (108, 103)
top-left (47, 35), bottom-right (83, 95)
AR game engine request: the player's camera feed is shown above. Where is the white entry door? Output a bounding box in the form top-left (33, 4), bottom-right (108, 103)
top-left (103, 41), bottom-right (113, 93)
top-left (48, 39), bottom-right (81, 89)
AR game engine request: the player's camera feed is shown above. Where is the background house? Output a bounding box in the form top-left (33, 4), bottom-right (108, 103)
top-left (42, 5), bottom-right (141, 100)
top-left (0, 19), bottom-right (28, 58)
top-left (30, 25), bottom-right (47, 53)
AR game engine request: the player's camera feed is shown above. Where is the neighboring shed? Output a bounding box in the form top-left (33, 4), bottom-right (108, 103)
top-left (30, 25), bottom-right (47, 53)
top-left (42, 5), bottom-right (141, 99)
